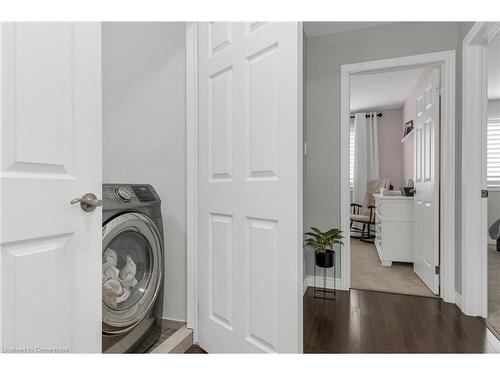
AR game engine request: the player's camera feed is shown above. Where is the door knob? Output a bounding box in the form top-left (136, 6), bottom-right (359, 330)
top-left (71, 193), bottom-right (102, 212)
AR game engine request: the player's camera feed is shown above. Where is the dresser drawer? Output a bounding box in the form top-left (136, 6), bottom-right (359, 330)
top-left (377, 200), bottom-right (413, 222)
top-left (373, 194), bottom-right (415, 264)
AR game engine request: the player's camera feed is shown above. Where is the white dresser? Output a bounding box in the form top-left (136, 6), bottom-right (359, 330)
top-left (373, 194), bottom-right (414, 266)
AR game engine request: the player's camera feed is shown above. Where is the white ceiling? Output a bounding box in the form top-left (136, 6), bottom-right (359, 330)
top-left (489, 33), bottom-right (500, 100)
top-left (350, 68), bottom-right (425, 112)
top-left (303, 22), bottom-right (388, 38)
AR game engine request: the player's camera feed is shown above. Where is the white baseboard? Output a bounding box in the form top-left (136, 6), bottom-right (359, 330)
top-left (304, 275), bottom-right (343, 293)
top-left (448, 290), bottom-right (500, 353)
top-left (488, 238), bottom-right (496, 245)
top-left (455, 291), bottom-right (463, 310)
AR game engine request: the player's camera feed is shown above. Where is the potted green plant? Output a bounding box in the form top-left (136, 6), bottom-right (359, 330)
top-left (305, 227), bottom-right (343, 268)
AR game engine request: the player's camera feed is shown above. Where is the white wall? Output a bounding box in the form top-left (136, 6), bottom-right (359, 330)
top-left (102, 22), bottom-right (187, 321)
top-left (490, 99), bottom-right (500, 118)
top-left (304, 22), bottom-right (464, 284)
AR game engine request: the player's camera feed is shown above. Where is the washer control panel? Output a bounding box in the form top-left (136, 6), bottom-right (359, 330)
top-left (103, 185), bottom-right (134, 201)
top-left (114, 187), bottom-right (132, 203)
top-left (103, 184), bottom-right (157, 204)
top-left (132, 185), bottom-right (156, 202)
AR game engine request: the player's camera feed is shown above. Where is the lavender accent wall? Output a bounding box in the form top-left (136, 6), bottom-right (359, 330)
top-left (377, 108), bottom-right (405, 189)
top-left (401, 138), bottom-right (413, 186)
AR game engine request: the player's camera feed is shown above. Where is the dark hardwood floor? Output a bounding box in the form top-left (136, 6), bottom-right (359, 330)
top-left (304, 287), bottom-right (494, 353)
top-left (184, 344), bottom-right (207, 354)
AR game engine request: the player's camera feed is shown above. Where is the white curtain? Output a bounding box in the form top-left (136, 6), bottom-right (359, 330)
top-left (352, 112), bottom-right (379, 205)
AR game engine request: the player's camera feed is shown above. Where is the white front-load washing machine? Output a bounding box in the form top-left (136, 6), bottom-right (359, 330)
top-left (101, 184), bottom-right (164, 353)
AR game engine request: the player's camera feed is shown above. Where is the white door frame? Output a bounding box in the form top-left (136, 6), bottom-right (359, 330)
top-left (186, 21), bottom-right (199, 340)
top-left (461, 22), bottom-right (500, 317)
top-left (340, 50), bottom-right (456, 304)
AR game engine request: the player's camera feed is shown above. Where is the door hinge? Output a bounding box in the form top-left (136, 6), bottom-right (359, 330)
top-left (304, 142), bottom-right (308, 157)
top-left (435, 265), bottom-right (440, 275)
top-left (482, 189), bottom-right (489, 198)
top-left (436, 86), bottom-right (441, 97)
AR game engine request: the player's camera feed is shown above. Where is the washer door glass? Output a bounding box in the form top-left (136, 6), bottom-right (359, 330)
top-left (103, 231), bottom-right (151, 311)
top-left (102, 213), bottom-right (163, 333)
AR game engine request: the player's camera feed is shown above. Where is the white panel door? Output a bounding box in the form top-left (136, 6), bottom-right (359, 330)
top-left (413, 68), bottom-right (440, 294)
top-left (197, 22), bottom-right (303, 353)
top-left (0, 23), bottom-right (102, 352)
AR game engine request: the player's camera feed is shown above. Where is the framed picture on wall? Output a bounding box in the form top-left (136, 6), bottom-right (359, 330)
top-left (403, 120), bottom-right (414, 138)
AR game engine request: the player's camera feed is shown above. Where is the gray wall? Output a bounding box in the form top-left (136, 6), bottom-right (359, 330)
top-left (102, 22), bottom-right (187, 321)
top-left (304, 22), bottom-right (470, 292)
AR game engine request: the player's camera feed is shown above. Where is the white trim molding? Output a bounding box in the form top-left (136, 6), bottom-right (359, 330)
top-left (455, 291), bottom-right (463, 310)
top-left (461, 22), bottom-right (500, 318)
top-left (186, 22), bottom-right (199, 341)
top-left (340, 50), bottom-right (456, 304)
top-left (303, 276), bottom-right (343, 293)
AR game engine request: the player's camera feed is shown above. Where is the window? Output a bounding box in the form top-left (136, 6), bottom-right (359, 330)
top-left (349, 121), bottom-right (355, 189)
top-left (487, 116), bottom-right (500, 187)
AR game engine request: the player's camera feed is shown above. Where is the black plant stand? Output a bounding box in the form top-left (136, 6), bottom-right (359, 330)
top-left (313, 249), bottom-right (336, 300)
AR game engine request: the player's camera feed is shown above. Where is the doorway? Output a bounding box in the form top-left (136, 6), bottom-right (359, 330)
top-left (462, 22), bottom-right (500, 335)
top-left (340, 51), bottom-right (456, 303)
top-left (487, 33), bottom-right (500, 335)
top-left (461, 22), bottom-right (500, 324)
top-left (348, 66), bottom-right (439, 297)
